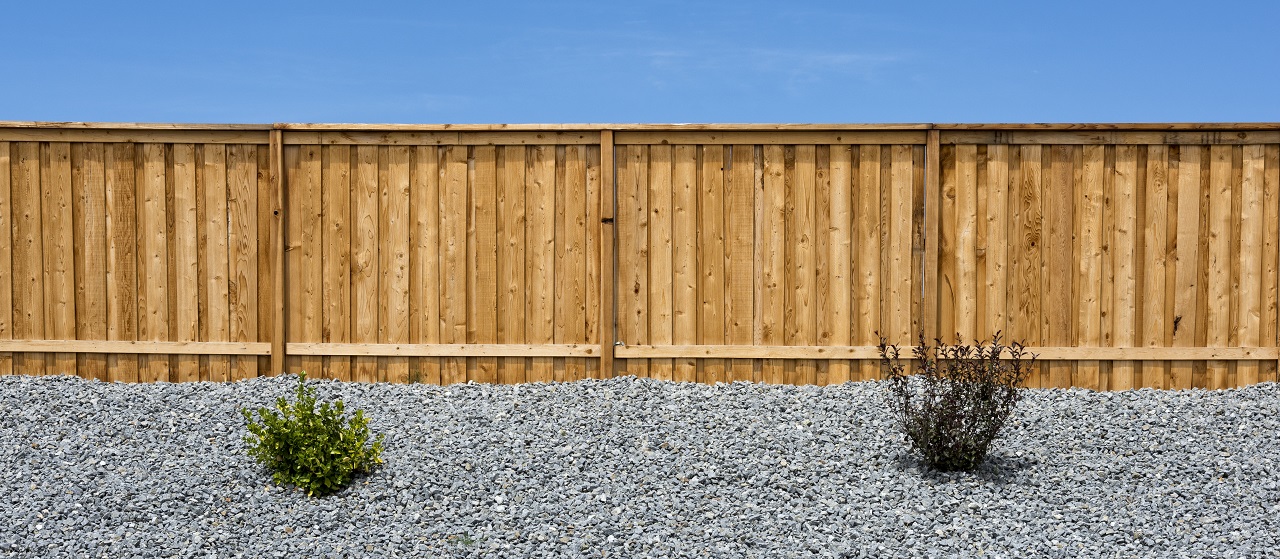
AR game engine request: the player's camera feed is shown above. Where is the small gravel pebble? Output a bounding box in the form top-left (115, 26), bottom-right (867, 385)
top-left (1, 374), bottom-right (1278, 558)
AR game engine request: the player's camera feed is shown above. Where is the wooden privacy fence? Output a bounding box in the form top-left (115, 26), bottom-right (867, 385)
top-left (0, 122), bottom-right (1277, 390)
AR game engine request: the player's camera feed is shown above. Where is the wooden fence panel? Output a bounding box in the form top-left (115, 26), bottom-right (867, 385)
top-left (934, 138), bottom-right (1280, 389)
top-left (615, 136), bottom-right (925, 383)
top-left (278, 139), bottom-right (602, 383)
top-left (0, 132), bottom-right (273, 382)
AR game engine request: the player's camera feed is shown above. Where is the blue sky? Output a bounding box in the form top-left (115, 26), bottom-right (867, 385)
top-left (4, 1), bottom-right (1278, 124)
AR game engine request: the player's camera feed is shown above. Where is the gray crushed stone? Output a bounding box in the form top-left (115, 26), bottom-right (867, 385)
top-left (1, 374), bottom-right (1278, 558)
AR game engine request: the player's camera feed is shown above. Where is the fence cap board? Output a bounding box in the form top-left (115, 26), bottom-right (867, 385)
top-left (932, 122), bottom-right (1280, 131)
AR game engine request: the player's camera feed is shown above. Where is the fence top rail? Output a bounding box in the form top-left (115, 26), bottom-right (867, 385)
top-left (932, 122), bottom-right (1280, 131)
top-left (2, 121), bottom-right (1278, 133)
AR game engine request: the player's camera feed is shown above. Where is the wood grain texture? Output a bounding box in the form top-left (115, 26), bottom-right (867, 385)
top-left (104, 144), bottom-right (138, 381)
top-left (856, 146), bottom-right (882, 380)
top-left (201, 145), bottom-right (231, 381)
top-left (560, 146), bottom-right (588, 381)
top-left (699, 146), bottom-right (727, 384)
top-left (526, 145), bottom-right (556, 382)
top-left (1142, 145), bottom-right (1169, 388)
top-left (171, 144), bottom-right (199, 381)
top-left (1237, 145), bottom-right (1265, 386)
top-left (1075, 145), bottom-right (1104, 390)
top-left (321, 145), bottom-right (351, 381)
top-left (1012, 145), bottom-right (1043, 387)
top-left (1263, 146), bottom-right (1280, 384)
top-left (584, 145), bottom-right (602, 380)
top-left (382, 147), bottom-right (412, 383)
top-left (826, 145), bottom-right (852, 384)
top-left (0, 143), bottom-right (10, 376)
top-left (1206, 146), bottom-right (1232, 388)
top-left (497, 146), bottom-right (526, 384)
top-left (672, 145), bottom-right (699, 383)
top-left (227, 145), bottom-right (259, 380)
top-left (1171, 146), bottom-right (1201, 389)
top-left (468, 146), bottom-right (496, 383)
top-left (137, 144), bottom-right (169, 382)
top-left (268, 131), bottom-right (285, 376)
top-left (72, 143), bottom-right (108, 380)
top-left (597, 134), bottom-right (615, 379)
top-left (352, 145), bottom-right (380, 383)
top-left (647, 145), bottom-right (674, 381)
top-left (889, 146), bottom-right (914, 344)
top-left (413, 146), bottom-right (442, 384)
top-left (617, 145), bottom-right (648, 378)
top-left (1110, 145), bottom-right (1138, 390)
top-left (760, 145), bottom-right (786, 383)
top-left (984, 145), bottom-right (1009, 341)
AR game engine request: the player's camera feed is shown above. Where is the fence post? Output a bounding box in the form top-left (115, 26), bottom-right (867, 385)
top-left (269, 126), bottom-right (287, 375)
top-left (599, 129), bottom-right (616, 378)
top-left (922, 128), bottom-right (940, 345)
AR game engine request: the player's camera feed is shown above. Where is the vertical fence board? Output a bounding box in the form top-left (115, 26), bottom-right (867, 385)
top-left (13, 143), bottom-right (44, 376)
top-left (618, 145), bottom-right (648, 379)
top-left (759, 145), bottom-right (786, 383)
top-left (73, 144), bottom-right (108, 380)
top-left (561, 146), bottom-right (588, 381)
top-left (584, 145), bottom-right (602, 380)
top-left (1237, 145), bottom-right (1265, 386)
top-left (1043, 146), bottom-right (1073, 388)
top-left (381, 147), bottom-right (411, 383)
top-left (1170, 146), bottom-right (1200, 389)
top-left (985, 145), bottom-right (1009, 342)
top-left (1076, 145), bottom-right (1104, 389)
top-left (647, 145), bottom-right (674, 381)
top-left (297, 146), bottom-right (324, 378)
top-left (351, 146), bottom-right (380, 383)
top-left (1015, 146), bottom-right (1043, 386)
top-left (1142, 145), bottom-right (1169, 388)
top-left (1206, 146), bottom-right (1233, 388)
top-left (202, 145), bottom-right (230, 381)
top-left (938, 146), bottom-right (956, 344)
top-left (227, 145), bottom-right (258, 380)
top-left (855, 146), bottom-right (881, 380)
top-left (889, 146), bottom-right (915, 345)
top-left (468, 146), bottom-right (496, 383)
top-left (42, 143), bottom-right (76, 375)
top-left (526, 145), bottom-right (556, 383)
top-left (136, 144), bottom-right (169, 382)
top-left (321, 145), bottom-right (351, 381)
top-left (788, 146), bottom-right (815, 384)
top-left (414, 146), bottom-right (442, 384)
top-left (728, 145), bottom-right (757, 383)
top-left (259, 141), bottom-right (277, 375)
top-left (955, 145), bottom-right (978, 339)
top-left (814, 147), bottom-right (831, 385)
top-left (700, 146), bottom-right (727, 383)
top-left (104, 144), bottom-right (138, 382)
top-left (0, 143), bottom-right (10, 376)
top-left (1110, 145), bottom-right (1138, 390)
top-left (673, 145), bottom-right (699, 383)
top-left (826, 145), bottom-right (852, 384)
top-left (497, 146), bottom-right (526, 384)
top-left (1263, 145), bottom-right (1280, 384)
top-left (171, 144), bottom-right (199, 381)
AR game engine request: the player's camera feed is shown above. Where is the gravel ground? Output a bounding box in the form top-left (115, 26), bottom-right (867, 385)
top-left (1, 374), bottom-right (1278, 559)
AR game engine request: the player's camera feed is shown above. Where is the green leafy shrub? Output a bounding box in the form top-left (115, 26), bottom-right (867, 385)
top-left (241, 372), bottom-right (385, 496)
top-left (877, 332), bottom-right (1034, 472)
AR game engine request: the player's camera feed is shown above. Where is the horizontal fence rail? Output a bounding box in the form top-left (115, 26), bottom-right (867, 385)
top-left (1, 122), bottom-right (1277, 389)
